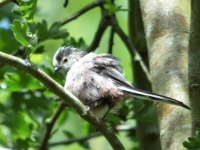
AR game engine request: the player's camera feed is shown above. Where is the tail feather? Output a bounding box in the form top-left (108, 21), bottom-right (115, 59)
top-left (119, 86), bottom-right (190, 110)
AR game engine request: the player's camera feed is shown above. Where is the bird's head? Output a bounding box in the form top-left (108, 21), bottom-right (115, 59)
top-left (53, 46), bottom-right (87, 75)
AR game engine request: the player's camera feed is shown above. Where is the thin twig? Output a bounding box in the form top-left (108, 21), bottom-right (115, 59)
top-left (110, 17), bottom-right (151, 81)
top-left (61, 0), bottom-right (105, 25)
top-left (86, 16), bottom-right (110, 52)
top-left (108, 27), bottom-right (115, 54)
top-left (49, 125), bottom-right (135, 147)
top-left (38, 101), bottom-right (66, 150)
top-left (61, 0), bottom-right (108, 53)
top-left (0, 51), bottom-right (125, 150)
top-left (63, 0), bottom-right (68, 8)
top-left (107, 0), bottom-right (115, 54)
top-left (49, 132), bottom-right (101, 147)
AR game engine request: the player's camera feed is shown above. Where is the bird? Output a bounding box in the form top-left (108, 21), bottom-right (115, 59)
top-left (53, 46), bottom-right (190, 119)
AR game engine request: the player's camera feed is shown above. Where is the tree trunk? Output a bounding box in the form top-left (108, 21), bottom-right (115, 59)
top-left (139, 0), bottom-right (191, 149)
top-left (189, 0), bottom-right (200, 135)
top-left (128, 0), bottom-right (161, 150)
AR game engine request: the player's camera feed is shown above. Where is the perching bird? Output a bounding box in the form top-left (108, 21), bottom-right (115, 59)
top-left (53, 46), bottom-right (190, 118)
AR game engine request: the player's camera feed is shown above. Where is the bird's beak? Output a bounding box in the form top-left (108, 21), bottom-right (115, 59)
top-left (54, 66), bottom-right (62, 72)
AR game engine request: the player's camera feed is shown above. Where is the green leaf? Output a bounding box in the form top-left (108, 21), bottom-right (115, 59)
top-left (26, 33), bottom-right (38, 58)
top-left (36, 20), bottom-right (48, 41)
top-left (48, 22), bottom-right (69, 39)
top-left (5, 111), bottom-right (31, 140)
top-left (104, 0), bottom-right (127, 15)
top-left (49, 22), bottom-right (62, 34)
top-left (63, 37), bottom-right (77, 46)
top-left (196, 128), bottom-right (200, 139)
top-left (62, 37), bottom-right (87, 49)
top-left (188, 137), bottom-right (198, 142)
top-left (34, 45), bottom-right (45, 54)
top-left (50, 127), bottom-right (59, 137)
top-left (16, 0), bottom-right (38, 22)
top-left (12, 10), bottom-right (23, 16)
top-left (77, 38), bottom-right (87, 49)
top-left (57, 109), bottom-right (68, 125)
top-left (62, 130), bottom-right (74, 138)
top-left (10, 19), bottom-right (30, 45)
top-left (0, 28), bottom-right (20, 51)
top-left (183, 136), bottom-right (200, 149)
top-left (0, 125), bottom-right (10, 146)
top-left (183, 141), bottom-right (193, 149)
top-left (36, 20), bottom-right (68, 41)
top-left (10, 19), bottom-right (38, 58)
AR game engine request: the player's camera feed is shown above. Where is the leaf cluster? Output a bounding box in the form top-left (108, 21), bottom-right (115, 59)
top-left (13, 0), bottom-right (37, 22)
top-left (183, 128), bottom-right (200, 150)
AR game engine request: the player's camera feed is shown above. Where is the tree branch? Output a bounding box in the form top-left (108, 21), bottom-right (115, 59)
top-left (61, 0), bottom-right (105, 25)
top-left (49, 125), bottom-right (135, 147)
top-left (49, 132), bottom-right (101, 147)
top-left (0, 51), bottom-right (125, 150)
top-left (189, 0), bottom-right (200, 135)
top-left (61, 0), bottom-right (110, 53)
top-left (107, 0), bottom-right (115, 54)
top-left (38, 101), bottom-right (67, 150)
top-left (0, 47), bottom-right (25, 67)
top-left (108, 27), bottom-right (115, 54)
top-left (63, 0), bottom-right (68, 8)
top-left (110, 17), bottom-right (151, 81)
top-left (86, 16), bottom-right (110, 52)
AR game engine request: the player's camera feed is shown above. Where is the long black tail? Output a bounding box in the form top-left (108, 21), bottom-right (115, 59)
top-left (118, 86), bottom-right (190, 110)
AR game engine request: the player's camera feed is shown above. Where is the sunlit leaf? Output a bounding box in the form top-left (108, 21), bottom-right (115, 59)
top-left (16, 0), bottom-right (37, 22)
top-left (25, 33), bottom-right (38, 58)
top-left (10, 19), bottom-right (38, 58)
top-left (10, 19), bottom-right (30, 45)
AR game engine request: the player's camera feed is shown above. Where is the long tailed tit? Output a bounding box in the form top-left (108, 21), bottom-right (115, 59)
top-left (53, 46), bottom-right (190, 118)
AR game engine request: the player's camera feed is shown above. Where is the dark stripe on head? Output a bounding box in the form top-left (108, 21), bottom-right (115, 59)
top-left (55, 46), bottom-right (74, 62)
top-left (55, 46), bottom-right (87, 61)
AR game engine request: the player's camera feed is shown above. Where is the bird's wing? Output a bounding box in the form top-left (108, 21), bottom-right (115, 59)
top-left (103, 68), bottom-right (133, 88)
top-left (91, 53), bottom-right (133, 88)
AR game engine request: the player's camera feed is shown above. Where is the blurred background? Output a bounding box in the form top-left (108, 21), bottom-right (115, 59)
top-left (0, 0), bottom-right (158, 149)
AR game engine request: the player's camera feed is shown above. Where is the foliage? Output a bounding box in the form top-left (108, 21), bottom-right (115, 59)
top-left (13, 0), bottom-right (37, 22)
top-left (0, 0), bottom-right (151, 150)
top-left (183, 128), bottom-right (200, 149)
top-left (104, 0), bottom-right (128, 15)
top-left (10, 19), bottom-right (37, 59)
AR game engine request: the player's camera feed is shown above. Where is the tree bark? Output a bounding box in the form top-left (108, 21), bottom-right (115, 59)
top-left (128, 0), bottom-right (161, 150)
top-left (188, 0), bottom-right (200, 135)
top-left (139, 0), bottom-right (191, 149)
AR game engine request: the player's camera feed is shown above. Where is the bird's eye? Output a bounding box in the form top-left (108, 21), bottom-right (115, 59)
top-left (63, 58), bottom-right (68, 63)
